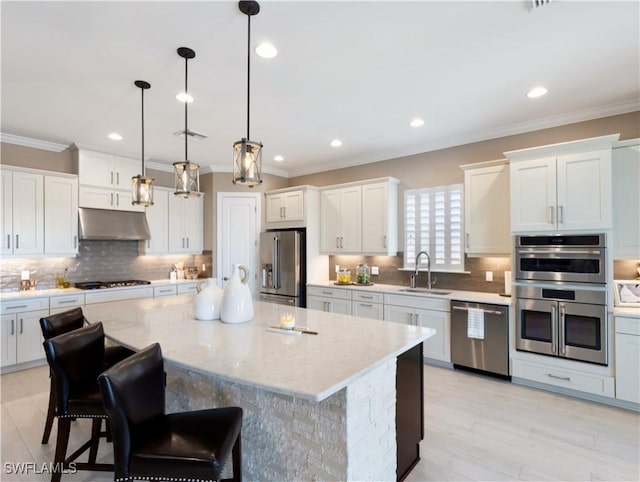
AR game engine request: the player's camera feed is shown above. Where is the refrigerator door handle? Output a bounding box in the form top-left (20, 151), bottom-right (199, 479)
top-left (273, 237), bottom-right (280, 289)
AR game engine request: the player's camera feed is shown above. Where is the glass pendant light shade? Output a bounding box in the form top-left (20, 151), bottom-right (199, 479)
top-left (131, 80), bottom-right (155, 206)
top-left (132, 175), bottom-right (155, 206)
top-left (173, 160), bottom-right (200, 197)
top-left (233, 138), bottom-right (262, 187)
top-left (174, 47), bottom-right (201, 198)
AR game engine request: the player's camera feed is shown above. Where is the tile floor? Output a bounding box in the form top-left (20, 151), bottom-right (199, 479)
top-left (1, 363), bottom-right (639, 481)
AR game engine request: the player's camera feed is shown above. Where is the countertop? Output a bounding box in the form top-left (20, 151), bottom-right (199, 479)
top-left (82, 295), bottom-right (434, 402)
top-left (0, 278), bottom-right (201, 301)
top-left (614, 307), bottom-right (640, 317)
top-left (308, 281), bottom-right (513, 306)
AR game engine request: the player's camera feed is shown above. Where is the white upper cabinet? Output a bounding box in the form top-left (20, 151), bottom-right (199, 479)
top-left (612, 142), bottom-right (640, 259)
top-left (506, 134), bottom-right (618, 233)
top-left (144, 188), bottom-right (170, 254)
top-left (362, 180), bottom-right (398, 255)
top-left (168, 193), bottom-right (203, 254)
top-left (1, 170), bottom-right (44, 256)
top-left (264, 187), bottom-right (309, 228)
top-left (320, 177), bottom-right (398, 255)
top-left (320, 185), bottom-right (362, 253)
top-left (44, 175), bottom-right (78, 255)
top-left (74, 148), bottom-right (144, 212)
top-left (462, 160), bottom-right (510, 256)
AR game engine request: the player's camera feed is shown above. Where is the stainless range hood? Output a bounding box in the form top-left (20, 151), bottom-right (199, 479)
top-left (78, 207), bottom-right (151, 240)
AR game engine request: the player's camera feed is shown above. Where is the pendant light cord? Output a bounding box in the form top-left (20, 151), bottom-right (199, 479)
top-left (141, 86), bottom-right (145, 176)
top-left (247, 13), bottom-right (251, 140)
top-left (184, 55), bottom-right (189, 162)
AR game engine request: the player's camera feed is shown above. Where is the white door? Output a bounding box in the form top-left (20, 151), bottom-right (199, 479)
top-left (339, 186), bottom-right (362, 253)
top-left (217, 193), bottom-right (260, 295)
top-left (145, 189), bottom-right (169, 253)
top-left (0, 314), bottom-right (17, 367)
top-left (320, 189), bottom-right (340, 252)
top-left (16, 310), bottom-right (47, 364)
top-left (362, 182), bottom-right (387, 253)
top-left (12, 171), bottom-right (44, 255)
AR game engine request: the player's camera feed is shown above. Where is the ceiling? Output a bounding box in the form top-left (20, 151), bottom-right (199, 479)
top-left (2, 1), bottom-right (639, 178)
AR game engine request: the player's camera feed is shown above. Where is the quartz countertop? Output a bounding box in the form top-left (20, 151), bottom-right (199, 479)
top-left (614, 306), bottom-right (640, 317)
top-left (308, 281), bottom-right (513, 306)
top-left (83, 295), bottom-right (433, 402)
top-left (0, 278), bottom-right (201, 301)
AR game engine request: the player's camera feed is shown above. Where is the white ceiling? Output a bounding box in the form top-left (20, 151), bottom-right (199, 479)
top-left (1, 1), bottom-right (638, 178)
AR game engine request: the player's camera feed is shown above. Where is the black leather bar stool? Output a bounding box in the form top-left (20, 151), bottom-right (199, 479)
top-left (43, 322), bottom-right (114, 482)
top-left (98, 343), bottom-right (243, 482)
top-left (39, 307), bottom-right (135, 444)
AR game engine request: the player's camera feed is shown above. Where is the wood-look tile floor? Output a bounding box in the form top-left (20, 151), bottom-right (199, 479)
top-left (1, 363), bottom-right (638, 481)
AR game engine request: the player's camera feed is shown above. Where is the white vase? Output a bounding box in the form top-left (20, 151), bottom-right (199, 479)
top-left (221, 264), bottom-right (254, 324)
top-left (193, 278), bottom-right (223, 320)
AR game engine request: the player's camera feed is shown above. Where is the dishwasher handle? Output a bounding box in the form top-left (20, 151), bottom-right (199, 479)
top-left (451, 305), bottom-right (504, 316)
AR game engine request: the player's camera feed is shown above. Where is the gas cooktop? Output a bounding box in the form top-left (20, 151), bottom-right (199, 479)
top-left (75, 280), bottom-right (151, 290)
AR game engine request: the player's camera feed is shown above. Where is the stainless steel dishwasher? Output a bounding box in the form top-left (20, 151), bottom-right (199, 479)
top-left (450, 300), bottom-right (510, 379)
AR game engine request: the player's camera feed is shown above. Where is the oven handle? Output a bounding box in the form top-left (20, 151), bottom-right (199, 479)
top-left (519, 250), bottom-right (601, 256)
top-left (551, 305), bottom-right (558, 354)
top-left (559, 305), bottom-right (566, 355)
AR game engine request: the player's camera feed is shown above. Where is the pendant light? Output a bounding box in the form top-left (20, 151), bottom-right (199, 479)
top-left (233, 0), bottom-right (263, 187)
top-left (173, 47), bottom-right (201, 198)
top-left (131, 80), bottom-right (155, 206)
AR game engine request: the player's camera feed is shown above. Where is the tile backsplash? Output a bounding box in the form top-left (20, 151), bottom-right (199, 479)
top-left (0, 241), bottom-right (213, 292)
top-left (329, 254), bottom-right (512, 294)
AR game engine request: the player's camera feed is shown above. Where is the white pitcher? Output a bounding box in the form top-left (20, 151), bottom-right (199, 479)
top-left (221, 264), bottom-right (254, 324)
top-left (193, 278), bottom-right (223, 320)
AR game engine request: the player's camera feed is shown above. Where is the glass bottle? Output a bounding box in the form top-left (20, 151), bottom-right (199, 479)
top-left (337, 267), bottom-right (351, 284)
top-left (356, 263), bottom-right (370, 285)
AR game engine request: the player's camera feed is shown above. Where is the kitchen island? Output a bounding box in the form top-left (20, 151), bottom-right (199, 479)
top-left (83, 295), bottom-right (434, 482)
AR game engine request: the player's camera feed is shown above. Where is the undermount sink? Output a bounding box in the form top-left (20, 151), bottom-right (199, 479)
top-left (396, 288), bottom-right (451, 295)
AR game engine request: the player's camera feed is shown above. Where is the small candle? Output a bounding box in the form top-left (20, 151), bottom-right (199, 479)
top-left (21, 270), bottom-right (29, 281)
top-left (280, 314), bottom-right (295, 330)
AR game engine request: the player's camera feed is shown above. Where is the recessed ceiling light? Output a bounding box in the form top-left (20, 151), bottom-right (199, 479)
top-left (255, 42), bottom-right (278, 58)
top-left (527, 86), bottom-right (548, 98)
top-left (176, 92), bottom-right (194, 103)
top-left (410, 118), bottom-right (425, 128)
top-left (274, 155), bottom-right (284, 162)
top-left (108, 133), bottom-right (123, 141)
top-left (331, 139), bottom-right (343, 147)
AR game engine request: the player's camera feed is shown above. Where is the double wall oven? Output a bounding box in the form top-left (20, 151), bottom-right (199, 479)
top-left (515, 234), bottom-right (608, 365)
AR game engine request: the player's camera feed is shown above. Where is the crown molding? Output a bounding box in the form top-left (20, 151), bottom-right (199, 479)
top-left (0, 133), bottom-right (69, 152)
top-left (287, 100), bottom-right (640, 178)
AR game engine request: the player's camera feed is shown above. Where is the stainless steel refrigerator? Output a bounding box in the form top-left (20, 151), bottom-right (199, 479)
top-left (259, 229), bottom-right (306, 307)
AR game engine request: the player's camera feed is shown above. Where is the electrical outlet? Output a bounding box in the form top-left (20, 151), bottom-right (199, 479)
top-left (335, 264), bottom-right (340, 273)
top-left (485, 271), bottom-right (493, 282)
top-left (371, 266), bottom-right (379, 275)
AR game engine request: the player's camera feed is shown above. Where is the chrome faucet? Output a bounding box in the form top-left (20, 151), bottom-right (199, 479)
top-left (410, 251), bottom-right (432, 289)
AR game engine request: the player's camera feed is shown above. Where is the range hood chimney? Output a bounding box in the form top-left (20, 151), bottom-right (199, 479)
top-left (78, 207), bottom-right (151, 241)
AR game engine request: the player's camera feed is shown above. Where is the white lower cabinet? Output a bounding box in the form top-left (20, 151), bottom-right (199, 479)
top-left (307, 286), bottom-right (352, 315)
top-left (1, 298), bottom-right (49, 368)
top-left (615, 314), bottom-right (640, 404)
top-left (383, 294), bottom-right (451, 363)
top-left (154, 285), bottom-right (178, 297)
top-left (512, 358), bottom-right (615, 397)
top-left (177, 282), bottom-right (199, 295)
top-left (351, 291), bottom-right (384, 320)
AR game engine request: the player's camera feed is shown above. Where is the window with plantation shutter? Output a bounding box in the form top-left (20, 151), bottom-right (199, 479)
top-left (404, 184), bottom-right (464, 272)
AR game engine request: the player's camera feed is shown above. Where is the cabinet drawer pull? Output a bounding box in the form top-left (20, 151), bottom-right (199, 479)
top-left (116, 193), bottom-right (120, 206)
top-left (74, 235), bottom-right (77, 249)
top-left (7, 234), bottom-right (10, 249)
top-left (20, 318), bottom-right (23, 334)
top-left (558, 205), bottom-right (564, 224)
top-left (466, 233), bottom-right (470, 249)
top-left (548, 206), bottom-right (554, 224)
top-left (57, 300), bottom-right (76, 304)
top-left (547, 373), bottom-right (570, 382)
top-left (110, 171), bottom-right (114, 185)
top-left (10, 320), bottom-right (14, 335)
top-left (383, 235), bottom-right (387, 249)
top-left (111, 193), bottom-right (114, 206)
top-left (360, 295), bottom-right (373, 299)
top-left (158, 289), bottom-right (173, 293)
top-left (116, 172), bottom-right (120, 185)
top-left (15, 234), bottom-right (19, 249)
top-left (360, 303), bottom-right (373, 308)
top-left (6, 305), bottom-right (28, 310)
top-left (321, 291), bottom-right (333, 295)
top-left (186, 238), bottom-right (189, 249)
